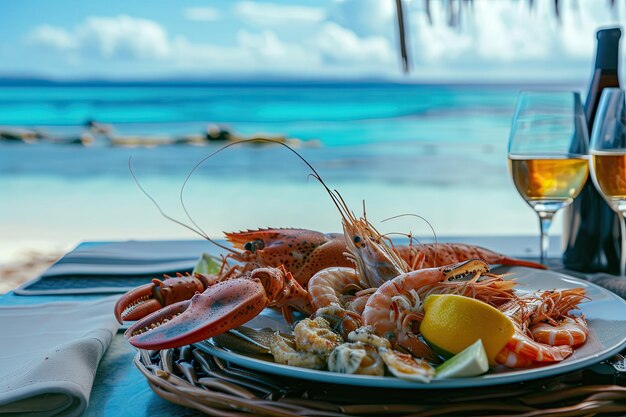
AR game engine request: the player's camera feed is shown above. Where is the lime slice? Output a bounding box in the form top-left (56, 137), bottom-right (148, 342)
top-left (435, 339), bottom-right (489, 379)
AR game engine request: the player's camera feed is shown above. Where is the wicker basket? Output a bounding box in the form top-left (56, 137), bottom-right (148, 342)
top-left (135, 345), bottom-right (626, 417)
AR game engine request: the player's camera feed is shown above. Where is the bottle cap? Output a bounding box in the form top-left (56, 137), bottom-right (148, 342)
top-left (597, 27), bottom-right (621, 41)
top-left (596, 27), bottom-right (621, 70)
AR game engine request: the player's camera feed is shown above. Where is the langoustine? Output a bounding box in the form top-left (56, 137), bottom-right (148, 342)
top-left (494, 288), bottom-right (589, 368)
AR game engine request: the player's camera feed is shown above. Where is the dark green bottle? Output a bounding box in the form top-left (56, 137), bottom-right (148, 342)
top-left (563, 27), bottom-right (622, 273)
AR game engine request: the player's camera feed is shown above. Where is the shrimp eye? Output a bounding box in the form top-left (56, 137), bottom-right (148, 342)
top-left (244, 242), bottom-right (252, 251)
top-left (353, 236), bottom-right (361, 244)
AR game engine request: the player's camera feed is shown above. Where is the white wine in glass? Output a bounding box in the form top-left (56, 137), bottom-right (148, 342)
top-left (508, 92), bottom-right (589, 264)
top-left (589, 88), bottom-right (626, 276)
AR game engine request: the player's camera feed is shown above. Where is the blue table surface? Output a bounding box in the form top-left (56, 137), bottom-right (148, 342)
top-left (0, 237), bottom-right (577, 416)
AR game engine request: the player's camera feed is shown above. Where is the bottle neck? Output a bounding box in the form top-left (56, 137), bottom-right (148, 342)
top-left (585, 28), bottom-right (621, 127)
top-left (594, 28), bottom-right (621, 71)
top-left (585, 71), bottom-right (620, 128)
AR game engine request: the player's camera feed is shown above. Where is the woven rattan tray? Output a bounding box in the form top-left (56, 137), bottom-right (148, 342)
top-left (135, 345), bottom-right (626, 417)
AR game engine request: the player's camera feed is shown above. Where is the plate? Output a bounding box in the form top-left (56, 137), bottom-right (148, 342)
top-left (195, 267), bottom-right (626, 388)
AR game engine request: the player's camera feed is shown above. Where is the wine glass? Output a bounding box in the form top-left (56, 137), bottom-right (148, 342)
top-left (589, 88), bottom-right (626, 276)
top-left (508, 92), bottom-right (590, 265)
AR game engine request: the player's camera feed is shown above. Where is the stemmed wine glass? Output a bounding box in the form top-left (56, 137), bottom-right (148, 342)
top-left (589, 88), bottom-right (626, 276)
top-left (508, 92), bottom-right (590, 264)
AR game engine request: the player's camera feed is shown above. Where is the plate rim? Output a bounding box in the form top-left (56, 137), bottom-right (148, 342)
top-left (195, 268), bottom-right (626, 388)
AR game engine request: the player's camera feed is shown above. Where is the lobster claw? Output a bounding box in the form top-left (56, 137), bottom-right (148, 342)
top-left (114, 274), bottom-right (207, 324)
top-left (124, 278), bottom-right (269, 349)
top-left (114, 282), bottom-right (162, 323)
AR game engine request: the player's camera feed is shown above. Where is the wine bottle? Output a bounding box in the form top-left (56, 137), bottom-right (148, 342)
top-left (563, 27), bottom-right (622, 273)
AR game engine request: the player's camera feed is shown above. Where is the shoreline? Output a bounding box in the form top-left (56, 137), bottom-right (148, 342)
top-left (0, 248), bottom-right (61, 294)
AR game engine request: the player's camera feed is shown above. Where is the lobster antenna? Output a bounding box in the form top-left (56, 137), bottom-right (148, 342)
top-left (178, 138), bottom-right (354, 237)
top-left (128, 156), bottom-right (213, 241)
top-left (381, 213), bottom-right (439, 266)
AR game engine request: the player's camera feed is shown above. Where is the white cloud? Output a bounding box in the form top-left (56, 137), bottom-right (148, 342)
top-left (234, 1), bottom-right (326, 27)
top-left (329, 0), bottom-right (395, 38)
top-left (26, 25), bottom-right (77, 50)
top-left (78, 15), bottom-right (170, 59)
top-left (28, 15), bottom-right (170, 60)
top-left (404, 0), bottom-right (626, 79)
top-left (23, 12), bottom-right (394, 77)
top-left (183, 7), bottom-right (221, 22)
top-left (314, 22), bottom-right (394, 65)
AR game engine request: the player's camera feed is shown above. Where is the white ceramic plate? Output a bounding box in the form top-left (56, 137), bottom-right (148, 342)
top-left (195, 267), bottom-right (626, 388)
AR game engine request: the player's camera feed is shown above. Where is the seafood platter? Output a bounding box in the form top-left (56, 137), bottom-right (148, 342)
top-left (116, 142), bottom-right (626, 391)
top-left (117, 226), bottom-right (626, 388)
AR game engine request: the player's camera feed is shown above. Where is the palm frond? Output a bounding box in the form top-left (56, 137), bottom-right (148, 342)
top-left (395, 0), bottom-right (619, 74)
top-left (395, 0), bottom-right (410, 73)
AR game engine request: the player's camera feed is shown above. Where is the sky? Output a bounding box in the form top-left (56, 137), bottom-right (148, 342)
top-left (0, 0), bottom-right (626, 82)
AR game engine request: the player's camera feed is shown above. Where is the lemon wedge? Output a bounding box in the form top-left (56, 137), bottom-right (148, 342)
top-left (420, 294), bottom-right (514, 365)
top-left (435, 339), bottom-right (489, 379)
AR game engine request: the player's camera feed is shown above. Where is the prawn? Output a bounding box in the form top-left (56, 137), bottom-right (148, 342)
top-left (307, 267), bottom-right (367, 336)
top-left (362, 259), bottom-right (511, 359)
top-left (497, 288), bottom-right (588, 366)
top-left (530, 316), bottom-right (589, 348)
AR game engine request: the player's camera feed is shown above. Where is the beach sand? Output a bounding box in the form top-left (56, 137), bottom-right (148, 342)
top-left (0, 249), bottom-right (61, 293)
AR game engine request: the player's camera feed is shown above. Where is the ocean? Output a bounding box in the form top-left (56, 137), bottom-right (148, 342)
top-left (0, 82), bottom-right (582, 262)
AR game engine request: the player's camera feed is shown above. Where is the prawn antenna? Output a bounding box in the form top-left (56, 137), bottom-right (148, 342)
top-left (381, 213), bottom-right (439, 266)
top-left (380, 231), bottom-right (424, 248)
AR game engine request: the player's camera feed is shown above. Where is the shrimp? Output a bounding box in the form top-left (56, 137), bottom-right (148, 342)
top-left (495, 346), bottom-right (533, 368)
top-left (308, 267), bottom-right (367, 311)
top-left (345, 290), bottom-right (373, 316)
top-left (415, 274), bottom-right (516, 308)
top-left (497, 288), bottom-right (588, 365)
top-left (341, 213), bottom-right (410, 289)
top-left (362, 259), bottom-right (492, 360)
top-left (530, 316), bottom-right (589, 348)
top-left (307, 267), bottom-right (370, 337)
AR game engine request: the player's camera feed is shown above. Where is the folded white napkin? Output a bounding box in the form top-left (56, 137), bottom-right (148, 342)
top-left (0, 297), bottom-right (120, 417)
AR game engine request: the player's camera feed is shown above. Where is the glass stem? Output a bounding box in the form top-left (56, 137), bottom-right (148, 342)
top-left (538, 213), bottom-right (554, 265)
top-left (619, 212), bottom-right (626, 277)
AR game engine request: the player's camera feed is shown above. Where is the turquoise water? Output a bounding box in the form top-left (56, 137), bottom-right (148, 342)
top-left (0, 83), bottom-right (580, 261)
top-left (0, 83), bottom-right (525, 179)
top-left (0, 83), bottom-right (517, 145)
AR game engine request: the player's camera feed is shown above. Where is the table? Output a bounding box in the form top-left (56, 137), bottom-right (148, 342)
top-left (0, 236), bottom-right (621, 417)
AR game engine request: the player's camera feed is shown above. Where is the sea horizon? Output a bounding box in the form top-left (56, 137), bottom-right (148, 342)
top-left (0, 76), bottom-right (586, 88)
